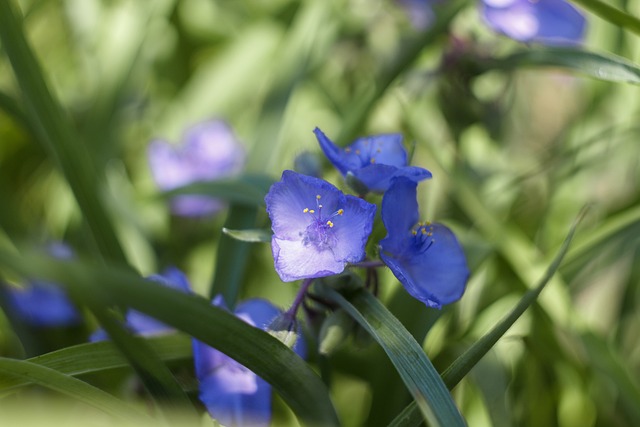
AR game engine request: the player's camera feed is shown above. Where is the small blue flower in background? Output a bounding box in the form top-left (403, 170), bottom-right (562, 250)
top-left (265, 170), bottom-right (376, 282)
top-left (193, 296), bottom-right (306, 427)
top-left (3, 242), bottom-right (80, 328)
top-left (314, 128), bottom-right (432, 194)
top-left (379, 177), bottom-right (469, 309)
top-left (90, 267), bottom-right (191, 341)
top-left (480, 0), bottom-right (586, 45)
top-left (397, 0), bottom-right (436, 30)
top-left (148, 119), bottom-right (246, 217)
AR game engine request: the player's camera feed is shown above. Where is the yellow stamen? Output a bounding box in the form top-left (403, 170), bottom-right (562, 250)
top-left (303, 208), bottom-right (309, 213)
top-left (371, 158), bottom-right (376, 164)
top-left (412, 230), bottom-right (418, 236)
top-left (309, 209), bottom-right (315, 214)
top-left (421, 228), bottom-right (427, 235)
top-left (337, 209), bottom-right (344, 215)
top-left (326, 220), bottom-right (334, 228)
top-left (316, 195), bottom-right (321, 199)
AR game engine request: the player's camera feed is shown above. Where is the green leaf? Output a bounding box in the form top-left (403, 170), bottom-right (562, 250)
top-left (209, 205), bottom-right (259, 305)
top-left (161, 174), bottom-right (274, 208)
top-left (222, 227), bottom-right (272, 243)
top-left (569, 0), bottom-right (640, 36)
top-left (0, 250), bottom-right (340, 427)
top-left (0, 334), bottom-right (191, 393)
top-left (387, 208), bottom-right (585, 427)
top-left (488, 48), bottom-right (640, 85)
top-left (0, 357), bottom-right (151, 423)
top-left (316, 285), bottom-right (466, 427)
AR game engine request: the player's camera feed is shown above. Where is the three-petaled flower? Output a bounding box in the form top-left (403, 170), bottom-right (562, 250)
top-left (480, 0), bottom-right (586, 45)
top-left (193, 296), bottom-right (306, 427)
top-left (265, 170), bottom-right (376, 282)
top-left (379, 177), bottom-right (469, 309)
top-left (148, 119), bottom-right (245, 217)
top-left (313, 128), bottom-right (432, 194)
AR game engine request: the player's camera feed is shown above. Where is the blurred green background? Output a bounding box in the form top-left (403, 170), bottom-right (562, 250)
top-left (1, 0), bottom-right (640, 426)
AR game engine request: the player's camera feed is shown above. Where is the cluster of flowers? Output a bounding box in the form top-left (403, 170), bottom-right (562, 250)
top-left (266, 128), bottom-right (469, 309)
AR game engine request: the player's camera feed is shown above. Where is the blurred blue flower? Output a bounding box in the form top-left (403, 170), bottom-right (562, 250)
top-left (3, 242), bottom-right (80, 328)
top-left (397, 0), bottom-right (436, 30)
top-left (148, 119), bottom-right (245, 217)
top-left (193, 296), bottom-right (306, 427)
top-left (480, 0), bottom-right (586, 45)
top-left (379, 177), bottom-right (469, 309)
top-left (265, 170), bottom-right (376, 282)
top-left (90, 267), bottom-right (190, 341)
top-left (313, 128), bottom-right (431, 194)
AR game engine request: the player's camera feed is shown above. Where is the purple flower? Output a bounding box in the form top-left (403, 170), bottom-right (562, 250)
top-left (193, 296), bottom-right (306, 427)
top-left (397, 0), bottom-right (436, 30)
top-left (90, 267), bottom-right (191, 341)
top-left (148, 120), bottom-right (245, 217)
top-left (3, 243), bottom-right (80, 328)
top-left (480, 0), bottom-right (586, 45)
top-left (265, 170), bottom-right (376, 282)
top-left (313, 128), bottom-right (432, 194)
top-left (379, 178), bottom-right (469, 309)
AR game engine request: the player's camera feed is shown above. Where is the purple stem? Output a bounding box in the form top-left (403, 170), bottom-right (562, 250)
top-left (285, 278), bottom-right (314, 318)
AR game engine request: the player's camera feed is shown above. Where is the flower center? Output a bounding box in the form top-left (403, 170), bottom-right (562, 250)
top-left (301, 194), bottom-right (344, 250)
top-left (411, 221), bottom-right (435, 253)
top-left (344, 138), bottom-right (384, 166)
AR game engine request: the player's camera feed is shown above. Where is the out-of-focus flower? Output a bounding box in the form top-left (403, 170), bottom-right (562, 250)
top-left (193, 296), bottom-right (306, 427)
top-left (148, 120), bottom-right (245, 217)
top-left (397, 0), bottom-right (436, 30)
top-left (314, 128), bottom-right (432, 194)
top-left (480, 0), bottom-right (586, 45)
top-left (265, 170), bottom-right (376, 282)
top-left (90, 267), bottom-right (190, 341)
top-left (2, 242), bottom-right (80, 328)
top-left (379, 177), bottom-right (469, 309)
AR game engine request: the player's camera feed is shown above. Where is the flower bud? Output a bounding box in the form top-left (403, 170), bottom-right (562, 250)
top-left (267, 313), bottom-right (299, 349)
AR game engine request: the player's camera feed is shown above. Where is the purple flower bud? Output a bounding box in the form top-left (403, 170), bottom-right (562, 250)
top-left (379, 178), bottom-right (469, 309)
top-left (314, 128), bottom-right (432, 194)
top-left (480, 0), bottom-right (587, 45)
top-left (265, 171), bottom-right (376, 282)
top-left (148, 120), bottom-right (245, 217)
top-left (193, 296), bottom-right (306, 426)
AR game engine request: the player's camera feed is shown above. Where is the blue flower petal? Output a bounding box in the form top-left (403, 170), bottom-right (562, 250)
top-left (481, 0), bottom-right (586, 45)
top-left (353, 164), bottom-right (432, 193)
top-left (330, 195), bottom-right (376, 263)
top-left (199, 374), bottom-right (271, 427)
top-left (380, 177), bottom-right (419, 248)
top-left (313, 127), bottom-right (359, 175)
top-left (380, 178), bottom-right (468, 308)
top-left (381, 223), bottom-right (469, 309)
top-left (271, 238), bottom-right (345, 282)
top-left (5, 282), bottom-right (80, 328)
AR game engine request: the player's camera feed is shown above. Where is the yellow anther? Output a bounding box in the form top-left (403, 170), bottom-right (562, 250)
top-left (337, 209), bottom-right (344, 215)
top-left (303, 208), bottom-right (309, 213)
top-left (371, 158), bottom-right (376, 164)
top-left (309, 209), bottom-right (315, 214)
top-left (417, 222), bottom-right (423, 226)
top-left (421, 228), bottom-right (427, 235)
top-left (316, 195), bottom-right (321, 199)
top-left (412, 230), bottom-right (418, 236)
top-left (425, 220), bottom-right (432, 226)
top-left (427, 232), bottom-right (433, 237)
top-left (326, 220), bottom-right (334, 228)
